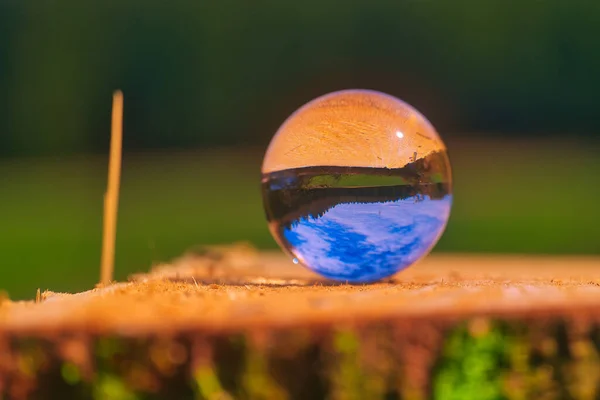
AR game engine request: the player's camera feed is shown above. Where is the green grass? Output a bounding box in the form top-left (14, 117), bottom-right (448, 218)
top-left (0, 150), bottom-right (269, 299)
top-left (0, 139), bottom-right (598, 299)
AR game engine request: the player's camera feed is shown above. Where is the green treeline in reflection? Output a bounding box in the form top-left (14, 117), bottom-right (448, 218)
top-left (264, 182), bottom-right (450, 228)
top-left (262, 151), bottom-right (451, 227)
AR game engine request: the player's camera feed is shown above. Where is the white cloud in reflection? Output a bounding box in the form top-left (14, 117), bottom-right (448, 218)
top-left (284, 196), bottom-right (452, 282)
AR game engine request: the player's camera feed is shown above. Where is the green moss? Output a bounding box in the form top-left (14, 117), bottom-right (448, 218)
top-left (212, 335), bottom-right (247, 397)
top-left (15, 339), bottom-right (46, 378)
top-left (330, 329), bottom-right (388, 400)
top-left (331, 330), bottom-right (362, 400)
top-left (501, 325), bottom-right (561, 400)
top-left (334, 330), bottom-right (359, 355)
top-left (93, 374), bottom-right (139, 400)
top-left (92, 338), bottom-right (157, 400)
top-left (564, 338), bottom-right (600, 399)
top-left (432, 321), bottom-right (600, 400)
top-left (433, 320), bottom-right (509, 400)
top-left (61, 362), bottom-right (81, 385)
top-left (242, 342), bottom-right (287, 400)
top-left (96, 338), bottom-right (125, 360)
top-left (194, 365), bottom-right (232, 400)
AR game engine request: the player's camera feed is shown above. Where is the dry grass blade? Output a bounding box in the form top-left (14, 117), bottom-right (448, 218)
top-left (100, 90), bottom-right (124, 285)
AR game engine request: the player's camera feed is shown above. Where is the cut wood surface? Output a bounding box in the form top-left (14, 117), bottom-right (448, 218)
top-left (3, 245), bottom-right (600, 335)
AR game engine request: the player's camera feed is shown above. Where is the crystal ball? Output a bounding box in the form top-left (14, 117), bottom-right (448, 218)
top-left (261, 89), bottom-right (452, 282)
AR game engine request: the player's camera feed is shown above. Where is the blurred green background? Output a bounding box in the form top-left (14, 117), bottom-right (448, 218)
top-left (1, 1), bottom-right (599, 299)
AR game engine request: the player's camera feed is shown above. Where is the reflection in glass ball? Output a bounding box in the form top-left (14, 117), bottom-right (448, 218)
top-left (262, 89), bottom-right (452, 282)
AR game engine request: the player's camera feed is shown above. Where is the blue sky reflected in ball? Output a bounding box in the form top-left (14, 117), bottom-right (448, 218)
top-left (282, 195), bottom-right (452, 282)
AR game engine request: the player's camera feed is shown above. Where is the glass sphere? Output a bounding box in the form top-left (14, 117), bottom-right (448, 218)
top-left (261, 89), bottom-right (452, 282)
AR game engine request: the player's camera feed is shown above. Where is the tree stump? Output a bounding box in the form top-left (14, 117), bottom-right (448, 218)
top-left (2, 245), bottom-right (600, 399)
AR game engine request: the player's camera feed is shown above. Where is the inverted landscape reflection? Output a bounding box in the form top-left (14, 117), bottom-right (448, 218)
top-left (282, 195), bottom-right (452, 282)
top-left (261, 91), bottom-right (453, 282)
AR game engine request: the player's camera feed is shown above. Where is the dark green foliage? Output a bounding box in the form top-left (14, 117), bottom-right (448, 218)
top-left (0, 1), bottom-right (599, 158)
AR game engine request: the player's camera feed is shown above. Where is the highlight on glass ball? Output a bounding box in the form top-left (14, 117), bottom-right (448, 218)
top-left (261, 89), bottom-right (452, 283)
